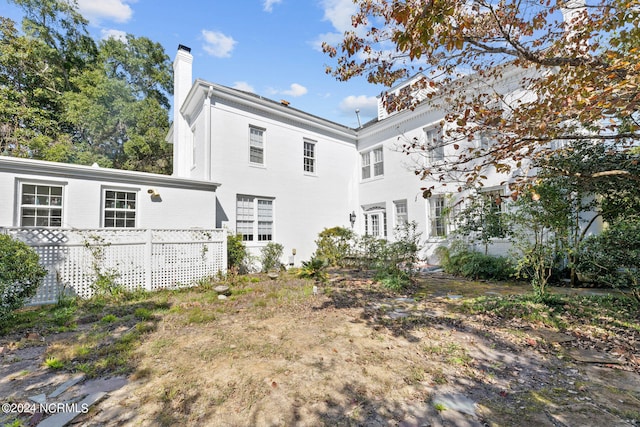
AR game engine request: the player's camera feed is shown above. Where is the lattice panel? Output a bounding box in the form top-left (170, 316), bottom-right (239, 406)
top-left (151, 242), bottom-right (216, 290)
top-left (2, 228), bottom-right (227, 305)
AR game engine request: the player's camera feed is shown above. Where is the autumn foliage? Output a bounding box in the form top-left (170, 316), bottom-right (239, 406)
top-left (324, 0), bottom-right (640, 190)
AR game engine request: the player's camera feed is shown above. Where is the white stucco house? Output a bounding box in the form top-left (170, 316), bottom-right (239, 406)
top-left (0, 155), bottom-right (220, 230)
top-left (168, 45), bottom-right (537, 265)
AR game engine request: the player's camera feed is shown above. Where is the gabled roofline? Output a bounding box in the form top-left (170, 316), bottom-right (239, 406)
top-left (0, 156), bottom-right (221, 191)
top-left (181, 79), bottom-right (358, 142)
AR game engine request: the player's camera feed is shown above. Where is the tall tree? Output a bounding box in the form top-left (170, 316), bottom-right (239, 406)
top-left (1, 1), bottom-right (173, 173)
top-left (62, 35), bottom-right (173, 173)
top-left (324, 0), bottom-right (640, 192)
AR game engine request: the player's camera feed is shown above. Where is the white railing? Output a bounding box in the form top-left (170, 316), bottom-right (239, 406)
top-left (1, 228), bottom-right (227, 305)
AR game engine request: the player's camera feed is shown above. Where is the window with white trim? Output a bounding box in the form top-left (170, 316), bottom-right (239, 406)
top-left (478, 131), bottom-right (492, 151)
top-left (430, 196), bottom-right (447, 237)
top-left (20, 183), bottom-right (63, 227)
top-left (303, 139), bottom-right (316, 173)
top-left (361, 147), bottom-right (384, 179)
top-left (361, 152), bottom-right (371, 179)
top-left (236, 195), bottom-right (273, 241)
top-left (103, 190), bottom-right (137, 228)
top-left (363, 205), bottom-right (387, 238)
top-left (425, 127), bottom-right (444, 162)
top-left (249, 126), bottom-right (265, 165)
top-left (394, 200), bottom-right (408, 226)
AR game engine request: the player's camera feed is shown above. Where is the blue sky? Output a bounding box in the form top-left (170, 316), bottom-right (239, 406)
top-left (3, 0), bottom-right (382, 127)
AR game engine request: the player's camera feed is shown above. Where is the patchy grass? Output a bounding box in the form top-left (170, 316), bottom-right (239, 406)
top-left (1, 271), bottom-right (639, 426)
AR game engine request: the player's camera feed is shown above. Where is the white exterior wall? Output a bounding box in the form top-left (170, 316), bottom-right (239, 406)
top-left (0, 158), bottom-right (218, 230)
top-left (179, 87), bottom-right (359, 265)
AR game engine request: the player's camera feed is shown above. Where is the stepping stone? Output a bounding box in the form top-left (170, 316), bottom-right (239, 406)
top-left (49, 374), bottom-right (85, 398)
top-left (37, 392), bottom-right (106, 427)
top-left (566, 348), bottom-right (623, 364)
top-left (68, 376), bottom-right (127, 397)
top-left (29, 393), bottom-right (47, 404)
top-left (388, 311), bottom-right (410, 319)
top-left (432, 393), bottom-right (477, 416)
top-left (548, 403), bottom-right (630, 427)
top-left (530, 330), bottom-right (575, 343)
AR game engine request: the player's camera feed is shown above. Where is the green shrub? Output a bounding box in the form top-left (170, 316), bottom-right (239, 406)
top-left (313, 226), bottom-right (355, 266)
top-left (260, 242), bottom-right (284, 272)
top-left (441, 246), bottom-right (514, 281)
top-left (0, 234), bottom-right (47, 320)
top-left (227, 233), bottom-right (249, 272)
top-left (298, 257), bottom-right (329, 283)
top-left (577, 219), bottom-right (640, 303)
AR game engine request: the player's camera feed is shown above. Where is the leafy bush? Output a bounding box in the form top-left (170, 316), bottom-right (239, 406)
top-left (314, 226), bottom-right (355, 266)
top-left (0, 234), bottom-right (47, 320)
top-left (577, 220), bottom-right (640, 303)
top-left (439, 244), bottom-right (514, 281)
top-left (260, 242), bottom-right (284, 272)
top-left (227, 233), bottom-right (249, 273)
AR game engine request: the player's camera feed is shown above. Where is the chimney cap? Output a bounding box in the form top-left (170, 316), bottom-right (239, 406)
top-left (178, 44), bottom-right (191, 53)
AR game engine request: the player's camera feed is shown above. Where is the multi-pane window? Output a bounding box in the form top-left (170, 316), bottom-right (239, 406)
top-left (236, 196), bottom-right (255, 241)
top-left (236, 195), bottom-right (273, 242)
top-left (364, 211), bottom-right (387, 238)
top-left (373, 147), bottom-right (384, 176)
top-left (20, 184), bottom-right (63, 227)
top-left (303, 139), bottom-right (316, 173)
top-left (430, 196), bottom-right (447, 237)
top-left (361, 147), bottom-right (384, 179)
top-left (480, 189), bottom-right (506, 237)
top-left (257, 199), bottom-right (273, 241)
top-left (249, 126), bottom-right (265, 164)
top-left (361, 152), bottom-right (371, 179)
top-left (425, 127), bottom-right (444, 162)
top-left (479, 131), bottom-right (491, 151)
top-left (104, 190), bottom-right (136, 228)
top-left (394, 200), bottom-right (408, 225)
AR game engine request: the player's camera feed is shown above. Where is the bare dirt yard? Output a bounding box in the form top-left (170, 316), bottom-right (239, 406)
top-left (1, 270), bottom-right (639, 426)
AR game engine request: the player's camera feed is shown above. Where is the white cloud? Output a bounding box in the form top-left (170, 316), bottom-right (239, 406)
top-left (321, 0), bottom-right (357, 33)
top-left (311, 31), bottom-right (344, 52)
top-left (313, 0), bottom-right (363, 51)
top-left (100, 29), bottom-right (127, 41)
top-left (77, 0), bottom-right (133, 25)
top-left (233, 81), bottom-right (255, 93)
top-left (282, 83), bottom-right (308, 97)
top-left (263, 0), bottom-right (282, 12)
top-left (201, 30), bottom-right (237, 58)
top-left (339, 95), bottom-right (378, 118)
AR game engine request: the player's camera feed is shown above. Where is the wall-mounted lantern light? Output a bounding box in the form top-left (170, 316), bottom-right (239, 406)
top-left (349, 211), bottom-right (356, 228)
top-left (147, 188), bottom-right (160, 198)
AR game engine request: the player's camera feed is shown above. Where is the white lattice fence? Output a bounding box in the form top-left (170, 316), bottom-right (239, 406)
top-left (1, 228), bottom-right (227, 305)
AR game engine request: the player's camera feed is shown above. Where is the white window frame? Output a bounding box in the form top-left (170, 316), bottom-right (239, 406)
top-left (478, 131), bottom-right (492, 151)
top-left (363, 204), bottom-right (387, 238)
top-left (394, 200), bottom-right (408, 226)
top-left (425, 127), bottom-right (444, 162)
top-left (361, 147), bottom-right (384, 180)
top-left (103, 188), bottom-right (137, 228)
top-left (249, 125), bottom-right (265, 165)
top-left (361, 152), bottom-right (371, 179)
top-left (430, 196), bottom-right (447, 238)
top-left (236, 195), bottom-right (274, 242)
top-left (303, 139), bottom-right (316, 174)
top-left (19, 181), bottom-right (64, 227)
